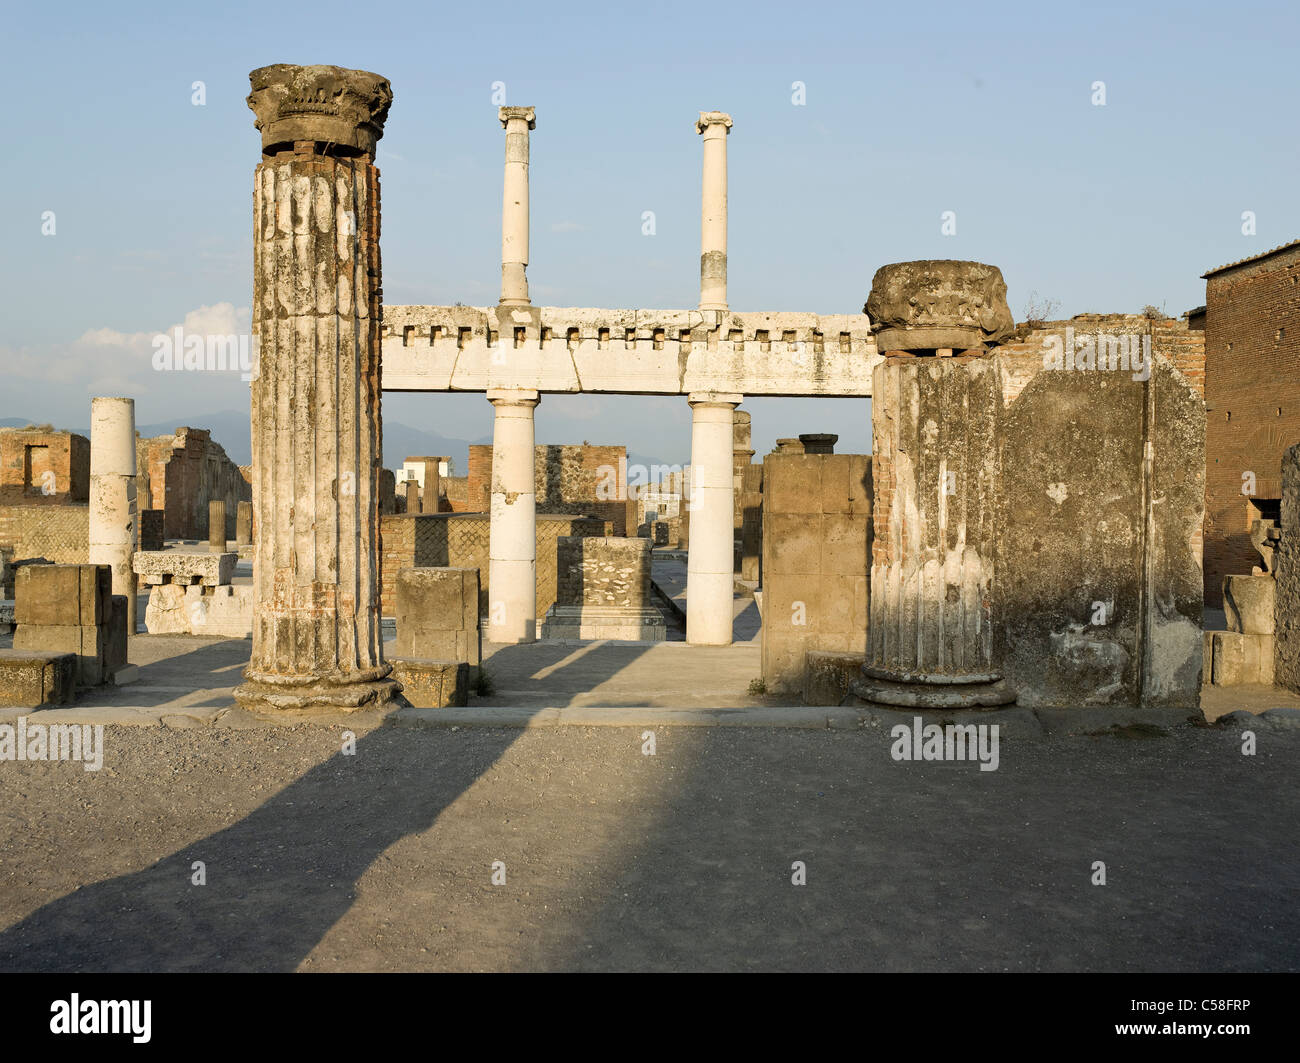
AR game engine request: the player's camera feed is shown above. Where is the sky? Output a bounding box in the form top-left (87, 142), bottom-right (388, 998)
top-left (2, 0), bottom-right (1296, 466)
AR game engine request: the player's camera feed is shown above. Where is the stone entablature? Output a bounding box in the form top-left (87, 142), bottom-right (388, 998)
top-left (381, 305), bottom-right (879, 396)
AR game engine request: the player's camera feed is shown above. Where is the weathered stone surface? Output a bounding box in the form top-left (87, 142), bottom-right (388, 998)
top-left (389, 658), bottom-right (468, 708)
top-left (13, 624), bottom-right (108, 687)
top-left (208, 499), bottom-right (226, 550)
top-left (394, 567), bottom-right (480, 667)
top-left (1208, 631), bottom-right (1274, 685)
top-left (854, 357), bottom-right (1011, 709)
top-left (998, 355), bottom-right (1203, 708)
top-left (803, 650), bottom-right (865, 707)
top-left (762, 453), bottom-right (870, 697)
top-left (0, 649), bottom-right (77, 707)
top-left (14, 564), bottom-right (110, 627)
top-left (1250, 518), bottom-right (1279, 575)
top-left (106, 595), bottom-right (128, 675)
top-left (541, 536), bottom-right (666, 641)
top-left (139, 509), bottom-right (165, 551)
top-left (133, 550), bottom-right (236, 587)
top-left (1224, 574), bottom-right (1275, 634)
top-left (1275, 443), bottom-right (1300, 692)
top-left (235, 501), bottom-right (253, 546)
top-left (798, 433), bottom-right (837, 454)
top-left (236, 70), bottom-right (400, 713)
top-left (865, 260), bottom-right (1014, 353)
top-left (247, 64), bottom-right (392, 158)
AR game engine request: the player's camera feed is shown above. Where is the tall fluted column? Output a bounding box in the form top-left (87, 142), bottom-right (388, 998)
top-left (236, 63), bottom-right (399, 713)
top-left (854, 260), bottom-right (1017, 708)
top-left (488, 389), bottom-right (540, 643)
top-left (88, 396), bottom-right (138, 636)
top-left (499, 106), bottom-right (535, 307)
top-left (687, 392), bottom-right (741, 645)
top-left (696, 111), bottom-right (732, 312)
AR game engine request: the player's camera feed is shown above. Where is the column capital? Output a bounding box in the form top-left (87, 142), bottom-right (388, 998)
top-left (499, 106), bottom-right (536, 130)
top-left (688, 391), bottom-right (742, 408)
top-left (247, 64), bottom-right (392, 158)
top-left (487, 388), bottom-right (541, 407)
top-left (696, 111), bottom-right (733, 135)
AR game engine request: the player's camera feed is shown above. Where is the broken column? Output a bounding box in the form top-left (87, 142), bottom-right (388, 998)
top-left (499, 106), bottom-right (535, 307)
top-left (236, 63), bottom-right (399, 713)
top-left (403, 477), bottom-right (420, 514)
top-left (687, 392), bottom-right (740, 645)
top-left (209, 499), bottom-right (226, 551)
top-left (236, 500), bottom-right (253, 547)
top-left (852, 261), bottom-right (1016, 708)
top-left (487, 389), bottom-right (539, 643)
top-left (88, 397), bottom-right (138, 636)
top-left (696, 111), bottom-right (732, 312)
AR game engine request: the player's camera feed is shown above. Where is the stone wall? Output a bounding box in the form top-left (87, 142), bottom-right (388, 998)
top-left (556, 535), bottom-right (653, 609)
top-left (998, 352), bottom-right (1204, 708)
top-left (443, 475), bottom-right (470, 511)
top-left (138, 428), bottom-right (252, 540)
top-left (1274, 442), bottom-right (1300, 690)
top-left (0, 429), bottom-right (90, 505)
top-left (380, 512), bottom-right (606, 619)
top-left (0, 504), bottom-right (89, 564)
top-left (760, 453), bottom-right (871, 697)
top-left (1202, 244), bottom-right (1300, 607)
top-left (467, 443), bottom-right (629, 534)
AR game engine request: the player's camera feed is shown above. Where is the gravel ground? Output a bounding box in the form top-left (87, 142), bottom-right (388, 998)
top-left (0, 720), bottom-right (1296, 972)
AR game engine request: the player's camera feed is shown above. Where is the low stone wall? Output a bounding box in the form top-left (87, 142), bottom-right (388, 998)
top-left (0, 504), bottom-right (89, 564)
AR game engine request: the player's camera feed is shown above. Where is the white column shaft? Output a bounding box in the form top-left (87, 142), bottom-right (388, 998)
top-left (488, 391), bottom-right (539, 642)
top-left (686, 395), bottom-right (740, 645)
top-left (88, 396), bottom-right (138, 634)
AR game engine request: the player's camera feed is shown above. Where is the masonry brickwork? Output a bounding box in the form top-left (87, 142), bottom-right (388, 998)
top-left (0, 429), bottom-right (89, 505)
top-left (137, 428), bottom-right (252, 541)
top-left (467, 443), bottom-right (628, 533)
top-left (1201, 242), bottom-right (1300, 607)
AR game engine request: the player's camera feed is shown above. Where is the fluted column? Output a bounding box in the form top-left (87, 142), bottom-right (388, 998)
top-left (499, 106), bottom-right (535, 307)
top-left (687, 392), bottom-right (741, 645)
top-left (488, 389), bottom-right (539, 643)
top-left (854, 260), bottom-right (1018, 709)
top-left (88, 396), bottom-right (138, 636)
top-left (235, 63), bottom-right (399, 713)
top-left (696, 111), bottom-right (732, 312)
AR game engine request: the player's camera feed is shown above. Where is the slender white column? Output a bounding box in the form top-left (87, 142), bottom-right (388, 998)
top-left (686, 392), bottom-right (741, 645)
top-left (488, 389), bottom-right (539, 643)
top-left (696, 111), bottom-right (732, 312)
top-left (88, 396), bottom-right (138, 635)
top-left (499, 106), bottom-right (536, 307)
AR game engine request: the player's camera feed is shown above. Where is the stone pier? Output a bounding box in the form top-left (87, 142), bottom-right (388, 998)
top-left (696, 111), bottom-right (731, 312)
top-left (687, 392), bottom-right (741, 645)
top-left (487, 389), bottom-right (540, 643)
top-left (852, 261), bottom-right (1017, 708)
top-left (235, 63), bottom-right (399, 713)
top-left (499, 106), bottom-right (535, 307)
top-left (208, 499), bottom-right (226, 551)
top-left (87, 397), bottom-right (138, 636)
top-left (236, 500), bottom-right (253, 546)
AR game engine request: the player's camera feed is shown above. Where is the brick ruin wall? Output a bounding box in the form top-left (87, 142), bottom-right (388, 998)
top-left (138, 428), bottom-right (252, 541)
top-left (0, 430), bottom-right (90, 505)
top-left (467, 443), bottom-right (629, 533)
top-left (380, 512), bottom-right (607, 618)
top-left (1201, 246), bottom-right (1300, 607)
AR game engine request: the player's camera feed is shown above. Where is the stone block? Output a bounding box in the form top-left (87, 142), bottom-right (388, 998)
top-left (0, 649), bottom-right (77, 707)
top-left (1209, 631), bottom-right (1274, 685)
top-left (0, 599), bottom-right (12, 634)
top-left (394, 567), bottom-right (480, 666)
top-left (106, 595), bottom-right (128, 675)
top-left (143, 583), bottom-right (253, 637)
top-left (390, 658), bottom-right (468, 708)
top-left (1224, 574), bottom-right (1275, 634)
top-left (540, 604), bottom-right (667, 641)
top-left (804, 650), bottom-right (865, 706)
top-left (14, 564), bottom-right (111, 627)
top-left (13, 623), bottom-right (107, 687)
top-left (139, 509), bottom-right (165, 551)
top-left (133, 550), bottom-right (237, 587)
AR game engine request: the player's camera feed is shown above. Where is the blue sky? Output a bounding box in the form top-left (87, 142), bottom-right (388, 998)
top-left (3, 0), bottom-right (1296, 465)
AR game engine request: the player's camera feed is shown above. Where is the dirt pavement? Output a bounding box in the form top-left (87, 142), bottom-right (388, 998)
top-left (1, 719), bottom-right (1296, 972)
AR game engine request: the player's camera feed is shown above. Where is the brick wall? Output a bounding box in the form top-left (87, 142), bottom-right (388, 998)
top-left (0, 504), bottom-right (89, 564)
top-left (0, 430), bottom-right (90, 505)
top-left (380, 512), bottom-right (606, 618)
top-left (1203, 244), bottom-right (1300, 606)
top-left (138, 428), bottom-right (252, 540)
top-left (467, 443), bottom-right (629, 533)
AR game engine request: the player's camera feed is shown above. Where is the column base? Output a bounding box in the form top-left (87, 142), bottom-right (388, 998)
top-left (234, 667), bottom-right (403, 716)
top-left (850, 672), bottom-right (1016, 709)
